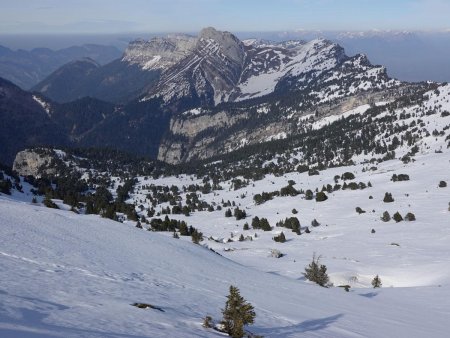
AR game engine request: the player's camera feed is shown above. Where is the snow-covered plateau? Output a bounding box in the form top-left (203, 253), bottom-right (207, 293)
top-left (1, 146), bottom-right (450, 337)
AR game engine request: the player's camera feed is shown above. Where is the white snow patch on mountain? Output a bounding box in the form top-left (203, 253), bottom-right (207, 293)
top-left (32, 95), bottom-right (51, 116)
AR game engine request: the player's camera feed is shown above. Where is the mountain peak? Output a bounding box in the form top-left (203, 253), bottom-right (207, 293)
top-left (197, 27), bottom-right (245, 64)
top-left (198, 27), bottom-right (237, 40)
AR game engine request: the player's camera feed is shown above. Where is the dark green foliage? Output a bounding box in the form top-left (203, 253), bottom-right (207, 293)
top-left (372, 275), bottom-right (382, 288)
top-left (43, 196), bottom-right (59, 209)
top-left (404, 212), bottom-right (416, 221)
top-left (280, 184), bottom-right (298, 196)
top-left (341, 172), bottom-right (355, 180)
top-left (297, 164), bottom-right (309, 173)
top-left (225, 208), bottom-right (232, 217)
top-left (308, 169), bottom-right (320, 176)
top-left (311, 219), bottom-right (320, 227)
top-left (391, 174), bottom-right (410, 182)
top-left (231, 178), bottom-right (247, 191)
top-left (191, 229), bottom-right (204, 244)
top-left (292, 208), bottom-right (298, 214)
top-left (243, 223), bottom-right (249, 230)
top-left (253, 191), bottom-right (278, 205)
top-left (304, 254), bottom-right (330, 287)
top-left (251, 216), bottom-right (271, 231)
top-left (277, 217), bottom-right (301, 234)
top-left (355, 207), bottom-right (366, 214)
top-left (179, 222), bottom-right (189, 236)
top-left (0, 178), bottom-right (12, 195)
top-left (239, 234), bottom-right (245, 242)
top-left (383, 192), bottom-right (394, 203)
top-left (393, 211), bottom-right (403, 222)
top-left (116, 179), bottom-right (136, 203)
top-left (305, 189), bottom-right (314, 200)
top-left (221, 285), bottom-right (256, 338)
top-left (273, 232), bottom-right (286, 243)
top-left (381, 211), bottom-right (391, 222)
top-left (150, 216), bottom-right (192, 236)
top-left (233, 207), bottom-right (246, 220)
top-left (315, 191), bottom-right (328, 202)
top-left (132, 302), bottom-right (164, 312)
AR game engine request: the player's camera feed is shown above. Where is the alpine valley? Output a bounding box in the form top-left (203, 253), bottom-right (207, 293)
top-left (0, 27), bottom-right (449, 338)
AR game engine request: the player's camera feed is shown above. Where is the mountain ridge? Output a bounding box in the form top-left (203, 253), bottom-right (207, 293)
top-left (1, 27), bottom-right (445, 167)
top-left (0, 43), bottom-right (122, 89)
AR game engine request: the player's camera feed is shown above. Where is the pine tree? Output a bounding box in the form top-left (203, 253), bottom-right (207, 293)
top-left (372, 275), bottom-right (382, 288)
top-left (304, 254), bottom-right (330, 287)
top-left (383, 192), bottom-right (394, 203)
top-left (191, 229), bottom-right (203, 244)
top-left (393, 211), bottom-right (403, 223)
top-left (225, 208), bottom-right (232, 217)
top-left (222, 285), bottom-right (256, 338)
top-left (315, 191), bottom-right (328, 202)
top-left (178, 221), bottom-right (189, 236)
top-left (273, 232), bottom-right (286, 243)
top-left (381, 211), bottom-right (391, 222)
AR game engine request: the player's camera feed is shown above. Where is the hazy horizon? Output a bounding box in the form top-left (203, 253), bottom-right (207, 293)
top-left (1, 28), bottom-right (450, 51)
top-left (1, 0), bottom-right (450, 36)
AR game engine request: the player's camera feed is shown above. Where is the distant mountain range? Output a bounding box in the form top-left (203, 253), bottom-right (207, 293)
top-left (0, 44), bottom-right (122, 89)
top-left (32, 28), bottom-right (400, 106)
top-left (0, 27), bottom-right (445, 166)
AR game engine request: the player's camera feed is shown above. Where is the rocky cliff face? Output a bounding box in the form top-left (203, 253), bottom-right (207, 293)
top-left (157, 87), bottom-right (415, 164)
top-left (141, 31), bottom-right (350, 106)
top-left (143, 27), bottom-right (246, 106)
top-left (13, 149), bottom-right (58, 177)
top-left (122, 35), bottom-right (197, 71)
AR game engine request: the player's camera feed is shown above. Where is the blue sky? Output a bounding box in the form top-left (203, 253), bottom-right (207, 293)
top-left (1, 0), bottom-right (449, 34)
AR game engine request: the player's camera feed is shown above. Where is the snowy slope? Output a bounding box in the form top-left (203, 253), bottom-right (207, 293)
top-left (237, 39), bottom-right (343, 101)
top-left (1, 84), bottom-right (449, 338)
top-left (133, 146), bottom-right (450, 286)
top-left (1, 195), bottom-right (450, 338)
